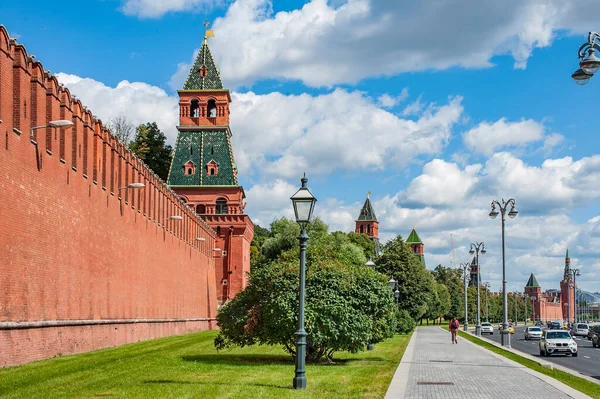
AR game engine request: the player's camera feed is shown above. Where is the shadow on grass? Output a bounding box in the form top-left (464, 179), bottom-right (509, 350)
top-left (143, 379), bottom-right (290, 390)
top-left (182, 354), bottom-right (293, 366)
top-left (181, 353), bottom-right (387, 367)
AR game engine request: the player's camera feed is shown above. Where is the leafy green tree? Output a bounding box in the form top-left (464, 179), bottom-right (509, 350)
top-left (347, 232), bottom-right (376, 259)
top-left (435, 283), bottom-right (451, 323)
top-left (432, 265), bottom-right (463, 320)
top-left (250, 225), bottom-right (270, 268)
top-left (128, 122), bottom-right (173, 180)
top-left (215, 227), bottom-right (396, 362)
top-left (396, 309), bottom-right (416, 333)
top-left (375, 236), bottom-right (435, 321)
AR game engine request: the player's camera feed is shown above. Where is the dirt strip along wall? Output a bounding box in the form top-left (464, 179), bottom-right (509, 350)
top-left (0, 26), bottom-right (218, 367)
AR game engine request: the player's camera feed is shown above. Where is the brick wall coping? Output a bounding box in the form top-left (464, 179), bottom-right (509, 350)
top-left (0, 318), bottom-right (216, 330)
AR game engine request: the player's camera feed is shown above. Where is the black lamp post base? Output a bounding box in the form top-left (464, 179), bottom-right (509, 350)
top-left (293, 376), bottom-right (307, 389)
top-left (367, 343), bottom-right (374, 351)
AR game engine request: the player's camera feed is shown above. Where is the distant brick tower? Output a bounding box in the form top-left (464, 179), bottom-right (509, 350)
top-left (524, 273), bottom-right (542, 322)
top-left (168, 33), bottom-right (254, 305)
top-left (559, 249), bottom-right (575, 322)
top-left (406, 227), bottom-right (425, 266)
top-left (468, 256), bottom-right (478, 287)
top-left (355, 193), bottom-right (381, 255)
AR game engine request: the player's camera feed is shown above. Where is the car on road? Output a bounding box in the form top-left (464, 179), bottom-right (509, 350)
top-left (587, 324), bottom-right (600, 341)
top-left (591, 328), bottom-right (600, 348)
top-left (525, 326), bottom-right (543, 340)
top-left (548, 321), bottom-right (562, 330)
top-left (570, 323), bottom-right (589, 337)
top-left (499, 323), bottom-right (515, 334)
top-left (481, 322), bottom-right (494, 334)
top-left (535, 321), bottom-right (544, 326)
top-left (539, 330), bottom-right (578, 357)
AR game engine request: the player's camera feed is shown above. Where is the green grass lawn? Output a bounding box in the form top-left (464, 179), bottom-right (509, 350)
top-left (0, 331), bottom-right (410, 399)
top-left (457, 330), bottom-right (600, 399)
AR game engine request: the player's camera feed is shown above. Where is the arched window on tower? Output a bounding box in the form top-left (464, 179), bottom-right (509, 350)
top-left (207, 99), bottom-right (217, 118)
top-left (216, 198), bottom-right (228, 214)
top-left (360, 225), bottom-right (364, 234)
top-left (196, 204), bottom-right (206, 214)
top-left (190, 99), bottom-right (200, 118)
top-left (367, 224), bottom-right (371, 234)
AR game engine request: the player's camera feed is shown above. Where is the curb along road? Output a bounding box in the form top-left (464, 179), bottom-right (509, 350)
top-left (461, 328), bottom-right (600, 386)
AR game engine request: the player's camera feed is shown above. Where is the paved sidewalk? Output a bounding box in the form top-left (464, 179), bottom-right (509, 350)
top-left (385, 327), bottom-right (591, 399)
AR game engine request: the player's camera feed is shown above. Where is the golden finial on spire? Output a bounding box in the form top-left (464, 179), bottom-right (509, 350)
top-left (203, 20), bottom-right (214, 42)
top-left (367, 191), bottom-right (371, 198)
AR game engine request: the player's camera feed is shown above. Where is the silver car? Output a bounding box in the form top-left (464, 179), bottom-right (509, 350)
top-left (524, 326), bottom-right (542, 340)
top-left (481, 322), bottom-right (494, 334)
top-left (570, 323), bottom-right (589, 337)
top-left (539, 330), bottom-right (578, 357)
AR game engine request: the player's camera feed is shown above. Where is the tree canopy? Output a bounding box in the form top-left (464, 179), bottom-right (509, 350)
top-left (215, 218), bottom-right (396, 362)
top-left (128, 122), bottom-right (173, 181)
top-left (375, 236), bottom-right (436, 321)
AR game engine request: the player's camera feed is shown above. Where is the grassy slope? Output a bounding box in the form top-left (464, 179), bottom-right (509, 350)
top-left (0, 331), bottom-right (411, 399)
top-left (457, 330), bottom-right (600, 399)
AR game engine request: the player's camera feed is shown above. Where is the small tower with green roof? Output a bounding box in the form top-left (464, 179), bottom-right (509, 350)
top-left (167, 30), bottom-right (254, 305)
top-left (406, 226), bottom-right (425, 266)
top-left (355, 193), bottom-right (381, 255)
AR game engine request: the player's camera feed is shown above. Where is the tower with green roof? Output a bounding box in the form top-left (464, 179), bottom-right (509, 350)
top-left (406, 227), bottom-right (425, 266)
top-left (355, 193), bottom-right (381, 255)
top-left (167, 33), bottom-right (254, 305)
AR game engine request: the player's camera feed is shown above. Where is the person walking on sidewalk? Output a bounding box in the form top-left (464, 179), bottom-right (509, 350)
top-left (449, 316), bottom-right (460, 344)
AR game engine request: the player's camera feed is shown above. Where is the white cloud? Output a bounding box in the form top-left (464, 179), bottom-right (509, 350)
top-left (120, 0), bottom-right (217, 18)
top-left (377, 88), bottom-right (409, 108)
top-left (230, 90), bottom-right (463, 178)
top-left (55, 73), bottom-right (180, 142)
top-left (463, 118), bottom-right (561, 156)
top-left (401, 95), bottom-right (424, 117)
top-left (162, 0), bottom-right (600, 88)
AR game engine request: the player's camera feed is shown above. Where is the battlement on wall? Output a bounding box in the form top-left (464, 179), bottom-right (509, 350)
top-left (0, 25), bottom-right (220, 367)
top-left (0, 25), bottom-right (214, 248)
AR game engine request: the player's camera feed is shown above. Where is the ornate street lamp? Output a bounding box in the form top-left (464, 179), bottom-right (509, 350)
top-left (489, 198), bottom-right (518, 347)
top-left (459, 262), bottom-right (470, 332)
top-left (469, 242), bottom-right (486, 336)
top-left (290, 174), bottom-right (317, 390)
top-left (572, 31), bottom-right (600, 85)
top-left (365, 257), bottom-right (376, 269)
top-left (568, 269), bottom-right (581, 325)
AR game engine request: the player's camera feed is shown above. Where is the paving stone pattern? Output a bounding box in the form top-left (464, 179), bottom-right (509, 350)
top-left (404, 328), bottom-right (574, 399)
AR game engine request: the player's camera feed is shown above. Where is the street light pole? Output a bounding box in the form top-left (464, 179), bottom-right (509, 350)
top-left (460, 262), bottom-right (470, 332)
top-left (469, 242), bottom-right (486, 336)
top-left (290, 174), bottom-right (317, 390)
top-left (490, 198), bottom-right (518, 348)
top-left (484, 282), bottom-right (490, 322)
top-left (572, 269), bottom-right (580, 325)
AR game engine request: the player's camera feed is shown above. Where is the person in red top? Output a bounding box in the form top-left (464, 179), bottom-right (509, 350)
top-left (449, 316), bottom-right (460, 344)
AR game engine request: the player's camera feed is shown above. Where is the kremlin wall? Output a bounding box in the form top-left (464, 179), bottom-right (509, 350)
top-left (0, 25), bottom-right (220, 367)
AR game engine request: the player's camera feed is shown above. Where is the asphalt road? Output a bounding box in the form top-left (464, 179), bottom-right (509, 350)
top-left (483, 325), bottom-right (600, 381)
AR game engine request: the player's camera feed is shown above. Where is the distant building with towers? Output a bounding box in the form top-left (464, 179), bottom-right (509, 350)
top-left (355, 193), bottom-right (381, 255)
top-left (354, 193), bottom-right (425, 263)
top-left (523, 249), bottom-right (574, 322)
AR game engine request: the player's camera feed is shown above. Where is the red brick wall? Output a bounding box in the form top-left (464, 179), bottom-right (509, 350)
top-left (0, 27), bottom-right (218, 367)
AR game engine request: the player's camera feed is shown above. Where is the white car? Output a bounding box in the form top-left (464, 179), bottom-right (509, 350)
top-left (539, 330), bottom-right (578, 357)
top-left (570, 323), bottom-right (589, 337)
top-left (524, 326), bottom-right (542, 340)
top-left (480, 322), bottom-right (494, 334)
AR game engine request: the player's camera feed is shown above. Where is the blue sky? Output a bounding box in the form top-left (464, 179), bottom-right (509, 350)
top-left (3, 0), bottom-right (600, 293)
